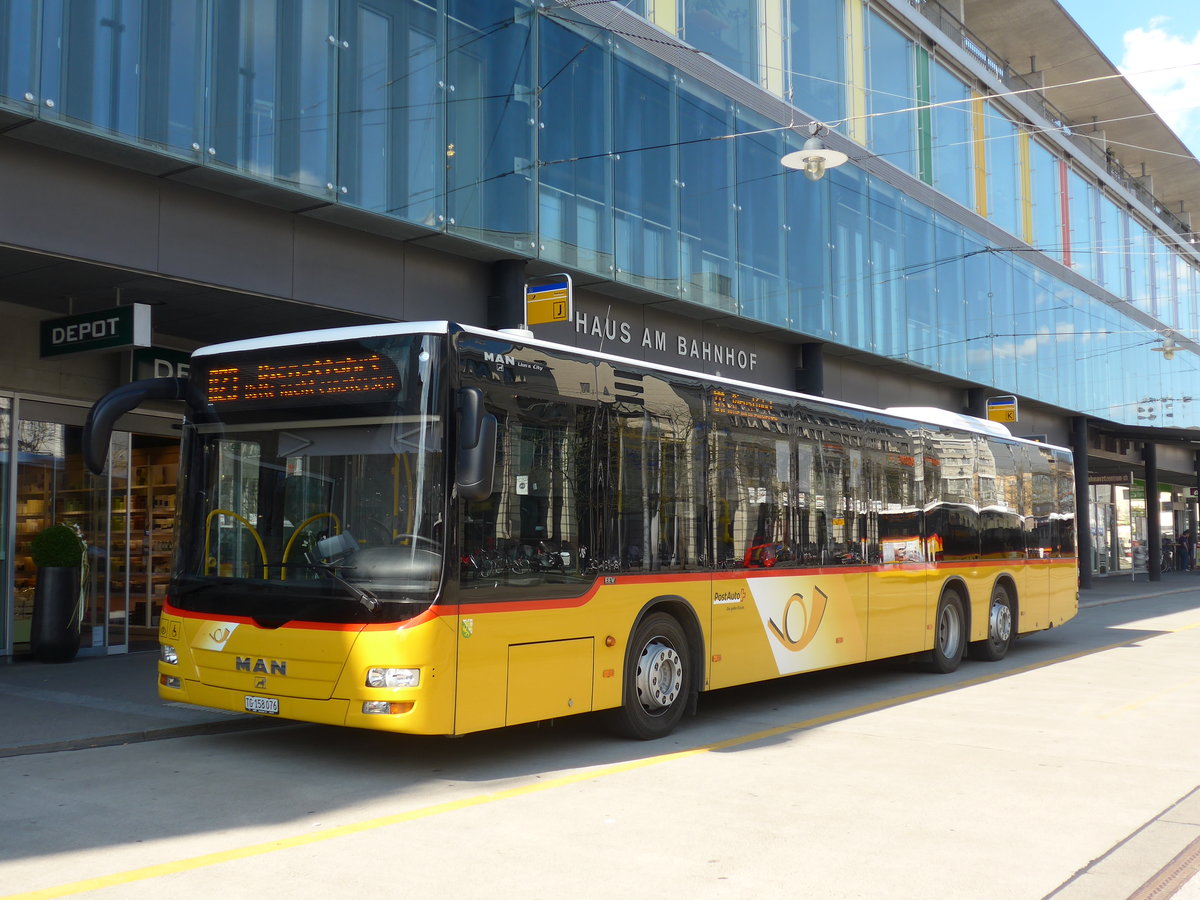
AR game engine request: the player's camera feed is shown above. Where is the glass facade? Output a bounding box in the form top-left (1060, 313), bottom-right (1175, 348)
top-left (788, 0), bottom-right (844, 126)
top-left (865, 10), bottom-right (917, 176)
top-left (1, 0), bottom-right (1199, 428)
top-left (930, 61), bottom-right (973, 209)
top-left (684, 0), bottom-right (758, 83)
top-left (984, 101), bottom-right (1021, 239)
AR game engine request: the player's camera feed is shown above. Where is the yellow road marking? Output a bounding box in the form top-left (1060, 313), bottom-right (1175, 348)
top-left (1101, 673), bottom-right (1200, 717)
top-left (0, 633), bottom-right (1166, 899)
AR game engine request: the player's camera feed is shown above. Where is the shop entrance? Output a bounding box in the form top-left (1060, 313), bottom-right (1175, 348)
top-left (1090, 492), bottom-right (1118, 574)
top-left (9, 400), bottom-right (178, 657)
top-left (1088, 481), bottom-right (1141, 576)
top-left (104, 433), bottom-right (179, 651)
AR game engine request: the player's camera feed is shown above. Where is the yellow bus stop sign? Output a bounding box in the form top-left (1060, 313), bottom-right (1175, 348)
top-left (986, 395), bottom-right (1018, 423)
top-left (525, 276), bottom-right (573, 326)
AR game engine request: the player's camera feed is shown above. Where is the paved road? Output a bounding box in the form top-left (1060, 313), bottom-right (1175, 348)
top-left (4, 579), bottom-right (1200, 898)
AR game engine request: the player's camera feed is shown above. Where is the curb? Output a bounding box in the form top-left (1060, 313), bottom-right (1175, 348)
top-left (0, 716), bottom-right (290, 759)
top-left (1079, 584), bottom-right (1200, 609)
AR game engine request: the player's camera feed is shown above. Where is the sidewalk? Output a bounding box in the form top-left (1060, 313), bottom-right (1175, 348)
top-left (1, 570), bottom-right (1197, 758)
top-left (0, 649), bottom-right (281, 758)
top-left (1078, 566), bottom-right (1200, 606)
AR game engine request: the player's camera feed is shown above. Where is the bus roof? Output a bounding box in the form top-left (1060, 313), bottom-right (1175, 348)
top-left (191, 320), bottom-right (1065, 452)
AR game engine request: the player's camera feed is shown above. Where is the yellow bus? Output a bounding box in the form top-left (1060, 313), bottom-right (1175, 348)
top-left (84, 321), bottom-right (1077, 739)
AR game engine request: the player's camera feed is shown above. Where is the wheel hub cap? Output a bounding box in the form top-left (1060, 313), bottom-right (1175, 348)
top-left (939, 606), bottom-right (962, 656)
top-left (991, 599), bottom-right (1012, 643)
top-left (636, 639), bottom-right (682, 712)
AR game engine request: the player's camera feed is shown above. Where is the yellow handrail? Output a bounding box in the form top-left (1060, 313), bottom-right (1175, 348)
top-left (281, 513), bottom-right (342, 579)
top-left (204, 508), bottom-right (268, 579)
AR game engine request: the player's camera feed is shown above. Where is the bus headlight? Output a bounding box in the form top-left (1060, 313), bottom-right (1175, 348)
top-left (366, 667), bottom-right (420, 688)
top-left (161, 645), bottom-right (178, 665)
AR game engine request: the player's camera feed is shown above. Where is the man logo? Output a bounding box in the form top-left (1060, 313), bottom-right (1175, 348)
top-left (235, 657), bottom-right (287, 676)
top-left (767, 587), bottom-right (829, 651)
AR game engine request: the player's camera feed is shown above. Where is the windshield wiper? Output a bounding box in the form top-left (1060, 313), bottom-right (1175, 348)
top-left (270, 558), bottom-right (381, 612)
top-left (304, 532), bottom-right (380, 612)
top-left (316, 563), bottom-right (380, 612)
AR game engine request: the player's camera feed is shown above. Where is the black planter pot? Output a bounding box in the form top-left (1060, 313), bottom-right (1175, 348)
top-left (31, 566), bottom-right (82, 663)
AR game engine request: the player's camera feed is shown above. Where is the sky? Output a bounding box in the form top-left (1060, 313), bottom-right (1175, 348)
top-left (1056, 0), bottom-right (1200, 157)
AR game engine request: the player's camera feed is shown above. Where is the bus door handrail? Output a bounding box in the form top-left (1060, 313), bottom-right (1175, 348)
top-left (281, 513), bottom-right (342, 579)
top-left (204, 508), bottom-right (268, 579)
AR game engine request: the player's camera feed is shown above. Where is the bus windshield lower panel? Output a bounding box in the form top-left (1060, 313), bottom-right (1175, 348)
top-left (172, 336), bottom-right (446, 625)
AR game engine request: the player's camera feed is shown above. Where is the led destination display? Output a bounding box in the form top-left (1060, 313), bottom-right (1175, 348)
top-left (205, 353), bottom-right (399, 408)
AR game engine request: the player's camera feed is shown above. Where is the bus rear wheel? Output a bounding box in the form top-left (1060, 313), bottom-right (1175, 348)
top-left (970, 584), bottom-right (1014, 661)
top-left (610, 611), bottom-right (690, 740)
top-left (927, 590), bottom-right (966, 673)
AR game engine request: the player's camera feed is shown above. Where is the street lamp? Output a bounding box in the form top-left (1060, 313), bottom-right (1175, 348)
top-left (781, 123), bottom-right (848, 182)
top-left (1152, 336), bottom-right (1180, 360)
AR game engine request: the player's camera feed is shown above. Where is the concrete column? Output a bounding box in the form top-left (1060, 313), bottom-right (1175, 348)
top-left (964, 388), bottom-right (986, 418)
top-left (1145, 442), bottom-right (1161, 581)
top-left (487, 259), bottom-right (527, 332)
top-left (795, 342), bottom-right (824, 396)
top-left (1191, 450), bottom-right (1200, 568)
top-left (1072, 416), bottom-right (1092, 590)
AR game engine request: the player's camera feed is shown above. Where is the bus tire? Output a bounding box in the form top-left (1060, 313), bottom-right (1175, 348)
top-left (610, 611), bottom-right (690, 740)
top-left (927, 590), bottom-right (966, 674)
top-left (969, 583), bottom-right (1014, 662)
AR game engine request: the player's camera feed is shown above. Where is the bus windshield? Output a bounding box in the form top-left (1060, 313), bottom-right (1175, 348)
top-left (171, 334), bottom-right (446, 625)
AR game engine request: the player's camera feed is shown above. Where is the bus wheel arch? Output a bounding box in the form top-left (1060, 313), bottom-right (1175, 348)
top-left (927, 583), bottom-right (967, 674)
top-left (969, 577), bottom-right (1017, 662)
top-left (609, 597), bottom-right (702, 740)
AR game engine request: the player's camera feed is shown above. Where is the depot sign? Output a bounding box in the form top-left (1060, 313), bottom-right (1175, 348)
top-left (40, 304), bottom-right (152, 358)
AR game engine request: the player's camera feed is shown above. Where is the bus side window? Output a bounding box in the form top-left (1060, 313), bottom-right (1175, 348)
top-left (458, 399), bottom-right (593, 597)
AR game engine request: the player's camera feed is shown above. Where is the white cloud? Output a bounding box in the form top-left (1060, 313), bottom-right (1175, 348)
top-left (1119, 21), bottom-right (1200, 155)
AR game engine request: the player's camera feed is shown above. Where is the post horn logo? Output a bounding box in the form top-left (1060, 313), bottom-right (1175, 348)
top-left (767, 587), bottom-right (829, 651)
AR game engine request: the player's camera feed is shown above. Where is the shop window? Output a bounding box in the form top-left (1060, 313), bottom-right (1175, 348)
top-left (13, 421), bottom-right (101, 650)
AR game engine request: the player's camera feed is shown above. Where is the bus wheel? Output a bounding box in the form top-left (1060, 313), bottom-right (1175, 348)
top-left (970, 584), bottom-right (1014, 662)
top-left (928, 590), bottom-right (965, 674)
top-left (610, 612), bottom-right (689, 740)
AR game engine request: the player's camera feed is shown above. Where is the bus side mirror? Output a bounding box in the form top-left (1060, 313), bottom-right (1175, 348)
top-left (456, 387), bottom-right (497, 502)
top-left (83, 377), bottom-right (193, 475)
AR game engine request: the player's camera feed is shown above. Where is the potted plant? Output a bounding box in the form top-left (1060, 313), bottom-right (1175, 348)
top-left (30, 523), bottom-right (87, 662)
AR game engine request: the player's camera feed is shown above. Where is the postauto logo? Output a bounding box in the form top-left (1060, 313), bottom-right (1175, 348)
top-left (766, 587), bottom-right (829, 651)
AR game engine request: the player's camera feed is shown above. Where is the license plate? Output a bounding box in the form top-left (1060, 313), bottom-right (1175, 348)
top-left (244, 695), bottom-right (279, 715)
